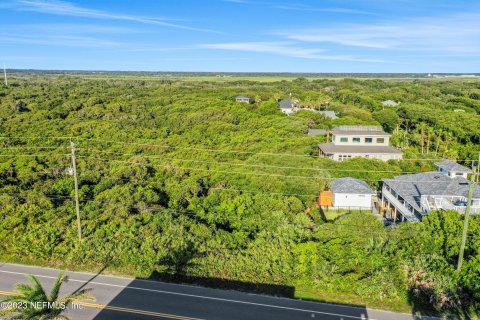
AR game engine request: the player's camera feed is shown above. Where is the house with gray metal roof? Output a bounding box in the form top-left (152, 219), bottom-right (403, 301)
top-left (318, 110), bottom-right (338, 119)
top-left (278, 96), bottom-right (338, 118)
top-left (318, 126), bottom-right (403, 161)
top-left (331, 177), bottom-right (375, 209)
top-left (381, 162), bottom-right (480, 223)
top-left (435, 160), bottom-right (472, 179)
top-left (235, 95), bottom-right (251, 103)
top-left (279, 98), bottom-right (297, 115)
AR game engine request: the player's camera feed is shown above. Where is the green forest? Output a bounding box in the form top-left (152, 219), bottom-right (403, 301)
top-left (1, 74), bottom-right (480, 317)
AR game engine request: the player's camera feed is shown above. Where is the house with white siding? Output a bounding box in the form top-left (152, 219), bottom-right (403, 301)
top-left (381, 160), bottom-right (480, 223)
top-left (331, 177), bottom-right (375, 209)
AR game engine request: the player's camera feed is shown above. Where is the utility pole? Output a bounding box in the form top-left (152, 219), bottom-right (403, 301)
top-left (70, 138), bottom-right (82, 241)
top-left (477, 151), bottom-right (480, 184)
top-left (457, 162), bottom-right (477, 272)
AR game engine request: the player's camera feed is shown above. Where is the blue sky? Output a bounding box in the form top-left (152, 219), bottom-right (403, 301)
top-left (1, 0), bottom-right (479, 72)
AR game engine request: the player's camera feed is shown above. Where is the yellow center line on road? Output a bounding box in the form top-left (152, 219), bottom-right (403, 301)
top-left (0, 290), bottom-right (204, 320)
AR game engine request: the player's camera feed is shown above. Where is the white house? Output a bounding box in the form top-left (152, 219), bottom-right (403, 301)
top-left (279, 97), bottom-right (338, 118)
top-left (318, 126), bottom-right (403, 161)
top-left (382, 100), bottom-right (400, 107)
top-left (235, 95), bottom-right (251, 103)
top-left (381, 160), bottom-right (480, 223)
top-left (279, 97), bottom-right (297, 114)
top-left (331, 177), bottom-right (375, 209)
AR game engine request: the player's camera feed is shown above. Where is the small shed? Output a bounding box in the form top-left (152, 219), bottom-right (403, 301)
top-left (236, 95), bottom-right (251, 103)
top-left (331, 177), bottom-right (374, 209)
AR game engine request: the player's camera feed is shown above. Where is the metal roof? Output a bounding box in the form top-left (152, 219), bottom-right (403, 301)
top-left (235, 95), bottom-right (251, 99)
top-left (318, 143), bottom-right (403, 154)
top-left (331, 126), bottom-right (389, 136)
top-left (331, 177), bottom-right (374, 194)
top-left (382, 100), bottom-right (400, 106)
top-left (279, 98), bottom-right (295, 109)
top-left (308, 129), bottom-right (327, 136)
top-left (383, 172), bottom-right (480, 212)
top-left (435, 160), bottom-right (472, 173)
top-left (318, 111), bottom-right (338, 119)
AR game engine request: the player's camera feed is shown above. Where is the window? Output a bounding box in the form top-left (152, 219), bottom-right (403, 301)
top-left (353, 137), bottom-right (360, 143)
top-left (365, 137), bottom-right (373, 143)
top-left (377, 138), bottom-right (385, 143)
top-left (340, 137), bottom-right (348, 143)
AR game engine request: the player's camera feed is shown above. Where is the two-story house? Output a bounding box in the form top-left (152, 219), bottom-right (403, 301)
top-left (381, 160), bottom-right (480, 223)
top-left (318, 126), bottom-right (403, 161)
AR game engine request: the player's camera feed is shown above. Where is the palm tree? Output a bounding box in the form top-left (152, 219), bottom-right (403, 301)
top-left (0, 273), bottom-right (94, 320)
top-left (434, 129), bottom-right (443, 157)
top-left (425, 127), bottom-right (433, 154)
top-left (419, 122), bottom-right (426, 154)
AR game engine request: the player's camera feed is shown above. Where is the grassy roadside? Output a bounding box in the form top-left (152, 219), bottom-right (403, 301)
top-left (0, 256), bottom-right (435, 317)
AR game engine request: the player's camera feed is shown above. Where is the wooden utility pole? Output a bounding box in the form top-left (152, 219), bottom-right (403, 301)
top-left (457, 162), bottom-right (476, 272)
top-left (477, 152), bottom-right (480, 184)
top-left (70, 138), bottom-right (82, 241)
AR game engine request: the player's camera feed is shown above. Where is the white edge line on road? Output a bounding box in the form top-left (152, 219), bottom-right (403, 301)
top-left (1, 263), bottom-right (422, 318)
top-left (0, 270), bottom-right (375, 320)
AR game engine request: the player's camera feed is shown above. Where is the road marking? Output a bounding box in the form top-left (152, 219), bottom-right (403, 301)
top-left (0, 290), bottom-right (203, 320)
top-left (0, 270), bottom-right (375, 320)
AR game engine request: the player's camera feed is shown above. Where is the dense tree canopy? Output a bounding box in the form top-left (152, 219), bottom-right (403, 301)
top-left (0, 75), bottom-right (479, 316)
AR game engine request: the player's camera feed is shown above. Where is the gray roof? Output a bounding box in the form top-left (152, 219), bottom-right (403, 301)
top-left (308, 129), bottom-right (327, 136)
top-left (318, 111), bottom-right (338, 119)
top-left (435, 160), bottom-right (472, 173)
top-left (383, 172), bottom-right (480, 212)
top-left (279, 98), bottom-right (295, 109)
top-left (331, 177), bottom-right (374, 194)
top-left (382, 100), bottom-right (400, 106)
top-left (331, 126), bottom-right (389, 136)
top-left (318, 143), bottom-right (403, 154)
top-left (236, 95), bottom-right (251, 99)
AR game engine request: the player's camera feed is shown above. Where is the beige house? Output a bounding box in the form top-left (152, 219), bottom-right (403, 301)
top-left (318, 126), bottom-right (403, 161)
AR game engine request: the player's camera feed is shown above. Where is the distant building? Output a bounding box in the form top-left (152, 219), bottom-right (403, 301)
top-left (381, 160), bottom-right (480, 223)
top-left (308, 129), bottom-right (327, 136)
top-left (318, 110), bottom-right (338, 119)
top-left (318, 126), bottom-right (403, 161)
top-left (235, 95), bottom-right (251, 103)
top-left (453, 109), bottom-right (465, 112)
top-left (279, 98), bottom-right (296, 114)
top-left (330, 177), bottom-right (375, 209)
top-left (279, 97), bottom-right (338, 118)
top-left (382, 100), bottom-right (400, 107)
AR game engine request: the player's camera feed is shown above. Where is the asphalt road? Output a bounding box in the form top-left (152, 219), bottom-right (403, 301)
top-left (0, 263), bottom-right (433, 320)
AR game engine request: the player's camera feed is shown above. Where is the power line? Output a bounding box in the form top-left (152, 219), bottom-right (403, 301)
top-left (0, 154), bottom-right (70, 157)
top-left (0, 136), bottom-right (477, 162)
top-left (0, 146), bottom-right (69, 150)
top-left (0, 192), bottom-right (94, 202)
top-left (76, 156), bottom-right (476, 184)
top-left (77, 148), bottom-right (424, 174)
top-left (72, 137), bottom-right (478, 162)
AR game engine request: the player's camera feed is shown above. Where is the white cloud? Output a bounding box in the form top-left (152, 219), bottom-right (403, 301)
top-left (199, 41), bottom-right (391, 62)
top-left (0, 34), bottom-right (121, 47)
top-left (273, 4), bottom-right (372, 15)
top-left (279, 12), bottom-right (480, 54)
top-left (12, 0), bottom-right (219, 33)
